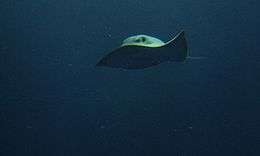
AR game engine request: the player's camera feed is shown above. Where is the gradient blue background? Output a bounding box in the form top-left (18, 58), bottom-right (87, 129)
top-left (0, 0), bottom-right (260, 155)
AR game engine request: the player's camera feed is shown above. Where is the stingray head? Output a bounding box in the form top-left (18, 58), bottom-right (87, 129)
top-left (121, 35), bottom-right (165, 47)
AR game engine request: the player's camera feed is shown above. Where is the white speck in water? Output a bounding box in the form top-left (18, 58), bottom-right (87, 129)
top-left (26, 125), bottom-right (33, 129)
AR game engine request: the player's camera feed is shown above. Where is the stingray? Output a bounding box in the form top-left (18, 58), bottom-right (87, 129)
top-left (96, 30), bottom-right (191, 69)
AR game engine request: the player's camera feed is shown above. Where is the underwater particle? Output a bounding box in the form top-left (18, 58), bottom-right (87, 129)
top-left (0, 42), bottom-right (8, 53)
top-left (26, 125), bottom-right (33, 129)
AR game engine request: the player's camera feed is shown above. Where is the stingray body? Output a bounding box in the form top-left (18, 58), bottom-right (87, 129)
top-left (96, 31), bottom-right (188, 69)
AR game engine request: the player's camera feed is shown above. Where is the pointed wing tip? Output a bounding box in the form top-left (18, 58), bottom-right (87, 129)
top-left (96, 58), bottom-right (105, 67)
top-left (96, 62), bottom-right (104, 67)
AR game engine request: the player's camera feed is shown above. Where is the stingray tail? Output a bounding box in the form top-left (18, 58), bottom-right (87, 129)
top-left (164, 31), bottom-right (207, 62)
top-left (187, 56), bottom-right (207, 59)
top-left (164, 30), bottom-right (188, 62)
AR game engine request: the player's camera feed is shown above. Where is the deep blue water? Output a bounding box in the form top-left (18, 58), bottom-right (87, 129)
top-left (0, 0), bottom-right (260, 155)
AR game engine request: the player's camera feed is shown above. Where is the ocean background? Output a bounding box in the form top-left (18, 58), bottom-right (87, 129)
top-left (0, 0), bottom-right (259, 155)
